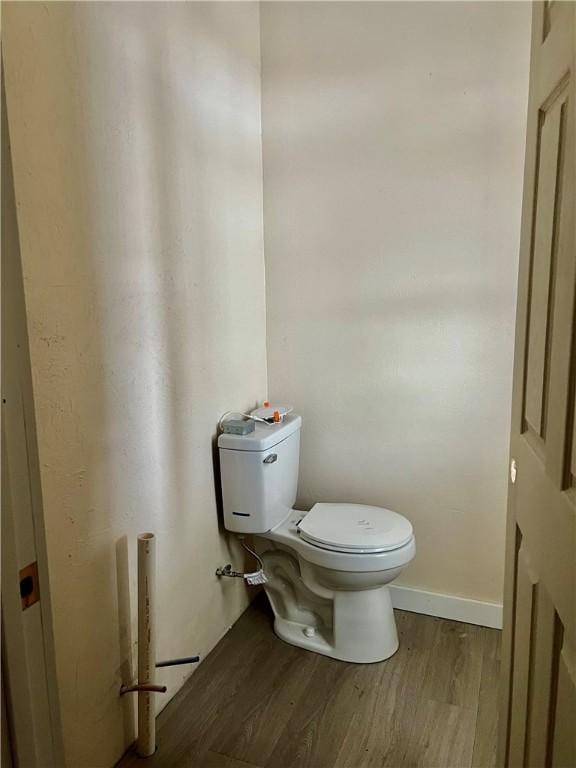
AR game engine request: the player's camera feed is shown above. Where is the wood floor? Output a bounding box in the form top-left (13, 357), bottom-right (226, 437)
top-left (117, 595), bottom-right (500, 768)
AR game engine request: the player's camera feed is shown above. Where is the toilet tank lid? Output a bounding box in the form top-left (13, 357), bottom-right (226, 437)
top-left (218, 414), bottom-right (302, 452)
top-left (298, 503), bottom-right (413, 553)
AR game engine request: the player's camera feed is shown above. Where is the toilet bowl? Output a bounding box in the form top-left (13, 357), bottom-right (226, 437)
top-left (218, 413), bottom-right (415, 663)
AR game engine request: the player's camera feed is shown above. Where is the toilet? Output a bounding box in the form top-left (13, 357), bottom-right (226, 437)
top-left (218, 413), bottom-right (415, 663)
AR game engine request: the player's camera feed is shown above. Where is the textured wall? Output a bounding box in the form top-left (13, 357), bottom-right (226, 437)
top-left (261, 1), bottom-right (530, 605)
top-left (3, 3), bottom-right (266, 766)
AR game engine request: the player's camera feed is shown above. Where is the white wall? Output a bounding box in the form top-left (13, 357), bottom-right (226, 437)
top-left (3, 3), bottom-right (266, 766)
top-left (261, 1), bottom-right (530, 605)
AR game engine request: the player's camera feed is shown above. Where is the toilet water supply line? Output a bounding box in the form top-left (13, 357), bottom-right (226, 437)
top-left (120, 533), bottom-right (200, 758)
top-left (216, 540), bottom-right (268, 585)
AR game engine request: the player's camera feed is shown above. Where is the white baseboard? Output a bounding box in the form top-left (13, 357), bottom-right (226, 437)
top-left (389, 585), bottom-right (503, 629)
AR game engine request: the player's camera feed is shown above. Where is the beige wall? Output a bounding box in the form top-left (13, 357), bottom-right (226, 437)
top-left (3, 1), bottom-right (531, 762)
top-left (3, 3), bottom-right (266, 766)
top-left (261, 1), bottom-right (530, 605)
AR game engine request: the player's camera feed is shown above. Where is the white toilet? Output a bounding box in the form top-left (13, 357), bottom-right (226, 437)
top-left (218, 413), bottom-right (415, 663)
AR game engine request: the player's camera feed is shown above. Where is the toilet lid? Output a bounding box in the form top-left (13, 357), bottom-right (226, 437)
top-left (297, 503), bottom-right (413, 554)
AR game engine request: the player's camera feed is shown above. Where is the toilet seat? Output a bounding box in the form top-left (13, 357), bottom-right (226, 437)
top-left (297, 503), bottom-right (413, 555)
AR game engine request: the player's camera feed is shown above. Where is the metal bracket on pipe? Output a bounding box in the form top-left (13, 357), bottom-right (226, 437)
top-left (120, 683), bottom-right (167, 696)
top-left (119, 656), bottom-right (200, 696)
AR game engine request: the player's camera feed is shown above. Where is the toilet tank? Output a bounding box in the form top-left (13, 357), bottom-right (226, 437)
top-left (218, 414), bottom-right (302, 533)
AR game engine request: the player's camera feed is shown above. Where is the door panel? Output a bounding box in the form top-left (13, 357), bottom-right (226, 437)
top-left (499, 3), bottom-right (575, 767)
top-left (552, 646), bottom-right (576, 767)
top-left (524, 585), bottom-right (558, 768)
top-left (523, 86), bottom-right (566, 440)
top-left (507, 547), bottom-right (538, 765)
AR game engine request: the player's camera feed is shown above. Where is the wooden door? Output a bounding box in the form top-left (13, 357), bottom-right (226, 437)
top-left (499, 3), bottom-right (576, 767)
top-left (1, 65), bottom-right (64, 768)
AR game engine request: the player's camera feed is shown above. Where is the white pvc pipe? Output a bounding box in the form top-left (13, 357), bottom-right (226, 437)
top-left (137, 532), bottom-right (156, 758)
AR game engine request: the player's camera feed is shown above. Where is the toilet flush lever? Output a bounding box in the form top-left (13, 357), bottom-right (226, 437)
top-left (263, 453), bottom-right (277, 464)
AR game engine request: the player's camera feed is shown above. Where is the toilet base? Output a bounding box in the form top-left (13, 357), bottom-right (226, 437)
top-left (255, 535), bottom-right (408, 664)
top-left (266, 584), bottom-right (399, 664)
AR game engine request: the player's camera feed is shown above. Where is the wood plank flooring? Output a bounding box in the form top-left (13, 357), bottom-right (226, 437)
top-left (117, 595), bottom-right (500, 768)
